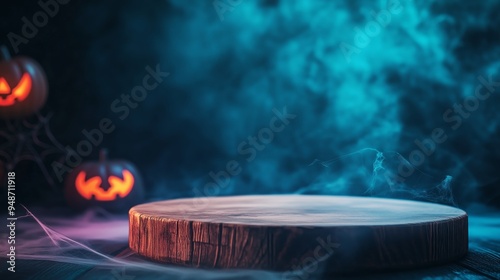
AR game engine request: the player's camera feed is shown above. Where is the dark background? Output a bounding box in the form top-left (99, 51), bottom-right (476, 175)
top-left (0, 0), bottom-right (499, 211)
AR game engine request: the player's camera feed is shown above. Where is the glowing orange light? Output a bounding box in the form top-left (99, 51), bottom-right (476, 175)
top-left (76, 172), bottom-right (102, 200)
top-left (75, 170), bottom-right (135, 201)
top-left (12, 73), bottom-right (32, 100)
top-left (0, 73), bottom-right (32, 107)
top-left (0, 78), bottom-right (10, 93)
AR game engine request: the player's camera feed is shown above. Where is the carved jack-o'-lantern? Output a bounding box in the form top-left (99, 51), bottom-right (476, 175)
top-left (0, 45), bottom-right (48, 119)
top-left (64, 150), bottom-right (144, 211)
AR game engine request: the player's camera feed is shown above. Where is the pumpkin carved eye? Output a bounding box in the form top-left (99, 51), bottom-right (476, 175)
top-left (0, 77), bottom-right (10, 94)
top-left (11, 73), bottom-right (32, 101)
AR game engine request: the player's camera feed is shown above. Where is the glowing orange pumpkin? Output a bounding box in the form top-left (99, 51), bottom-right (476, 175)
top-left (64, 150), bottom-right (144, 211)
top-left (0, 45), bottom-right (48, 119)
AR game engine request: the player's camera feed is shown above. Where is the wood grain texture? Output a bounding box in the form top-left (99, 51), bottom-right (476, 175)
top-left (129, 195), bottom-right (468, 273)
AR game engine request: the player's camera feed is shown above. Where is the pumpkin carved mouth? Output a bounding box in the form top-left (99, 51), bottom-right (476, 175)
top-left (75, 170), bottom-right (135, 201)
top-left (0, 73), bottom-right (32, 106)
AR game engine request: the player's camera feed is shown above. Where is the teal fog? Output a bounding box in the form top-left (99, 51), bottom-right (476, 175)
top-left (0, 0), bottom-right (499, 209)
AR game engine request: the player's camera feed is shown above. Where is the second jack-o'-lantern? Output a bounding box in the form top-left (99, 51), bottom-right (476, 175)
top-left (0, 45), bottom-right (48, 119)
top-left (64, 150), bottom-right (144, 211)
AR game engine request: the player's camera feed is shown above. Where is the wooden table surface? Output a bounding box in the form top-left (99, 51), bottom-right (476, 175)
top-left (2, 209), bottom-right (499, 280)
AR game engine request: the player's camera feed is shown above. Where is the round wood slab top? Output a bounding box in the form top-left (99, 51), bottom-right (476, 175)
top-left (130, 195), bottom-right (466, 226)
top-left (129, 195), bottom-right (468, 274)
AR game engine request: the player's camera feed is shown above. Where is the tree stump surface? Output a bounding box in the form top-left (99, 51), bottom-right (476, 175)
top-left (129, 195), bottom-right (468, 273)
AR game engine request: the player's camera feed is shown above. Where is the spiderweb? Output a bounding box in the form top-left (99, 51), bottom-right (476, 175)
top-left (0, 113), bottom-right (67, 190)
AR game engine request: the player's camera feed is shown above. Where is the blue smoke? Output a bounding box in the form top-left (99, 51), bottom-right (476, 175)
top-left (71, 0), bottom-right (500, 209)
